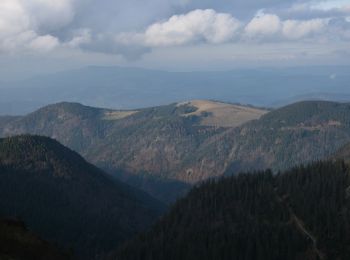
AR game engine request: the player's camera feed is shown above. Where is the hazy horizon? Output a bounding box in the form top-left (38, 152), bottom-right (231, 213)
top-left (0, 64), bottom-right (349, 115)
top-left (0, 0), bottom-right (349, 81)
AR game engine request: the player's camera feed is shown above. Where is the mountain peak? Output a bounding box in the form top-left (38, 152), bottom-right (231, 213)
top-left (33, 101), bottom-right (105, 117)
top-left (0, 135), bottom-right (164, 258)
top-left (0, 135), bottom-right (89, 178)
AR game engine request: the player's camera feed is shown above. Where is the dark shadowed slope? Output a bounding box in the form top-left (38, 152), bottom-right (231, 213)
top-left (0, 135), bottom-right (164, 259)
top-left (0, 218), bottom-right (70, 260)
top-left (112, 160), bottom-right (350, 260)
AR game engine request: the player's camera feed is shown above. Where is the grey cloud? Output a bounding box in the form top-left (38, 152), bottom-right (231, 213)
top-left (80, 33), bottom-right (151, 60)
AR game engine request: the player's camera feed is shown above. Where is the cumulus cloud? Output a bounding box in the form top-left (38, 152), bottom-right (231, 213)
top-left (0, 1), bottom-right (31, 38)
top-left (243, 12), bottom-right (329, 41)
top-left (28, 35), bottom-right (60, 52)
top-left (244, 13), bottom-right (282, 37)
top-left (144, 9), bottom-right (241, 46)
top-left (0, 0), bottom-right (84, 53)
top-left (0, 1), bottom-right (53, 52)
top-left (116, 9), bottom-right (338, 49)
top-left (282, 19), bottom-right (327, 39)
top-left (116, 9), bottom-right (241, 47)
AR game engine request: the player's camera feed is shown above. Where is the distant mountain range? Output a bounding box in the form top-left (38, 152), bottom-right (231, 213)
top-left (1, 65), bottom-right (350, 115)
top-left (272, 92), bottom-right (350, 107)
top-left (0, 135), bottom-right (164, 259)
top-left (2, 99), bottom-right (350, 203)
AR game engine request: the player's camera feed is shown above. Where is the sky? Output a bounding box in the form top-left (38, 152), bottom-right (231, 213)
top-left (0, 0), bottom-right (349, 79)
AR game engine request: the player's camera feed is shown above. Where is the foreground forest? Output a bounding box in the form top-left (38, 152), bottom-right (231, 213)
top-left (1, 135), bottom-right (350, 259)
top-left (0, 218), bottom-right (71, 260)
top-left (113, 160), bottom-right (350, 260)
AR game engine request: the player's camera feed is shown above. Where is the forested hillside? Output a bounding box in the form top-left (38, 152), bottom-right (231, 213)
top-left (190, 101), bottom-right (350, 180)
top-left (113, 160), bottom-right (350, 260)
top-left (0, 101), bottom-right (265, 202)
top-left (334, 142), bottom-right (350, 165)
top-left (1, 101), bottom-right (350, 202)
top-left (0, 135), bottom-right (164, 259)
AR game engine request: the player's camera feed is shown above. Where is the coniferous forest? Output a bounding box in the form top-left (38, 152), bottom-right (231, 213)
top-left (113, 161), bottom-right (350, 260)
top-left (0, 136), bottom-right (165, 259)
top-left (2, 135), bottom-right (350, 259)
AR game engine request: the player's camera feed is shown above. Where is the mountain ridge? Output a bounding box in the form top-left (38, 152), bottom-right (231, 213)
top-left (0, 135), bottom-right (165, 259)
top-left (0, 100), bottom-right (267, 202)
top-left (2, 100), bottom-right (350, 201)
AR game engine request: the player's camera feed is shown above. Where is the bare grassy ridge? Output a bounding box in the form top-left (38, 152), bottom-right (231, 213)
top-left (179, 100), bottom-right (267, 127)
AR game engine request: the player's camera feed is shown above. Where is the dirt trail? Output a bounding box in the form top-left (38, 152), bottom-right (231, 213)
top-left (274, 188), bottom-right (326, 260)
top-left (289, 208), bottom-right (325, 260)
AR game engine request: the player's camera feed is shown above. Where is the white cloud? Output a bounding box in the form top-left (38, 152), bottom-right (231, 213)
top-left (116, 9), bottom-right (241, 47)
top-left (244, 14), bottom-right (282, 37)
top-left (0, 1), bottom-right (30, 38)
top-left (0, 30), bottom-right (59, 53)
top-left (282, 19), bottom-right (327, 39)
top-left (243, 12), bottom-right (329, 41)
top-left (114, 9), bottom-right (348, 54)
top-left (29, 34), bottom-right (60, 52)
